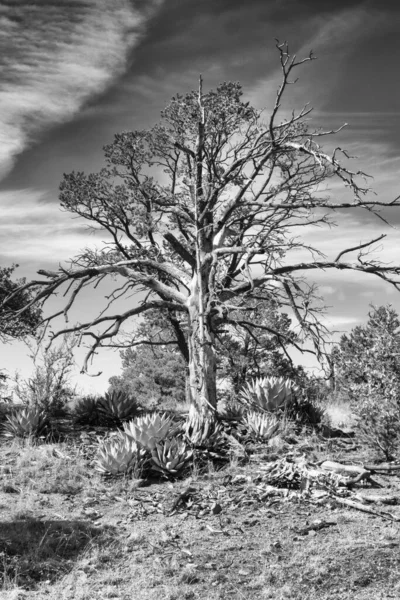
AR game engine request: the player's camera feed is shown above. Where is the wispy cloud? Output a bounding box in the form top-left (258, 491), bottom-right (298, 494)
top-left (0, 0), bottom-right (163, 179)
top-left (247, 7), bottom-right (388, 114)
top-left (321, 315), bottom-right (360, 327)
top-left (0, 188), bottom-right (100, 272)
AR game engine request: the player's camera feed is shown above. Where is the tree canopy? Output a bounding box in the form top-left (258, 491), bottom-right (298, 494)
top-left (333, 304), bottom-right (400, 401)
top-left (216, 296), bottom-right (304, 394)
top-left (109, 345), bottom-right (186, 409)
top-left (4, 42), bottom-right (400, 416)
top-left (0, 265), bottom-right (42, 343)
top-left (333, 305), bottom-right (400, 459)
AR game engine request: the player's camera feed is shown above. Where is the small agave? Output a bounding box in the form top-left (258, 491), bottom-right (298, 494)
top-left (240, 377), bottom-right (298, 412)
top-left (244, 411), bottom-right (281, 441)
top-left (95, 434), bottom-right (147, 476)
top-left (123, 413), bottom-right (173, 450)
top-left (184, 414), bottom-right (225, 448)
top-left (73, 396), bottom-right (102, 426)
top-left (217, 400), bottom-right (244, 421)
top-left (151, 438), bottom-right (193, 476)
top-left (2, 406), bottom-right (49, 439)
top-left (98, 390), bottom-right (140, 425)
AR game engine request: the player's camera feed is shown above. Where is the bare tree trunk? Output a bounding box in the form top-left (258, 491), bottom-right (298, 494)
top-left (187, 285), bottom-right (217, 418)
top-left (185, 75), bottom-right (218, 419)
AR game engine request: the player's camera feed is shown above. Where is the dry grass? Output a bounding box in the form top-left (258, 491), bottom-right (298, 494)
top-left (1, 429), bottom-right (400, 599)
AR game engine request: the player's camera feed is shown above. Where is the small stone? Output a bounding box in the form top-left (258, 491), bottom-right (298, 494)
top-left (210, 502), bottom-right (222, 515)
top-left (2, 484), bottom-right (19, 494)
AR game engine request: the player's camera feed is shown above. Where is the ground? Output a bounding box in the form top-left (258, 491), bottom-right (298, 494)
top-left (1, 428), bottom-right (400, 600)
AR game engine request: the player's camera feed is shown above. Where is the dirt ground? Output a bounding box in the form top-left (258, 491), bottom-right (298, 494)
top-left (1, 433), bottom-right (400, 600)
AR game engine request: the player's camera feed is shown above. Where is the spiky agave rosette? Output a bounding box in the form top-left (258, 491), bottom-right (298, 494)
top-left (244, 411), bottom-right (282, 441)
top-left (184, 413), bottom-right (225, 449)
top-left (72, 396), bottom-right (103, 426)
top-left (95, 433), bottom-right (148, 476)
top-left (217, 399), bottom-right (245, 421)
top-left (98, 390), bottom-right (140, 425)
top-left (123, 413), bottom-right (174, 450)
top-left (2, 406), bottom-right (50, 439)
top-left (151, 438), bottom-right (193, 476)
top-left (240, 377), bottom-right (298, 412)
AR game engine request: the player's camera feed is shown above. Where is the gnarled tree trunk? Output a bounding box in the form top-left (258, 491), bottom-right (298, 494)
top-left (187, 282), bottom-right (217, 418)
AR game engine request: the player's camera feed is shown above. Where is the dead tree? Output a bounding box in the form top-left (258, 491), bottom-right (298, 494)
top-left (4, 42), bottom-right (400, 417)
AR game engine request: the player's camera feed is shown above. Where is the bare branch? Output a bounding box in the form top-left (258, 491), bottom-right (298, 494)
top-left (334, 234), bottom-right (386, 263)
top-left (163, 232), bottom-right (196, 268)
top-left (6, 42), bottom-right (400, 407)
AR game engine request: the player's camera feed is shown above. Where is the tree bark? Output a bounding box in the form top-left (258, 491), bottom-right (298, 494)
top-left (187, 280), bottom-right (217, 417)
top-left (185, 75), bottom-right (218, 418)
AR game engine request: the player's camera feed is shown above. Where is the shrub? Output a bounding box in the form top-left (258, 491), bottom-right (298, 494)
top-left (356, 380), bottom-right (400, 460)
top-left (108, 343), bottom-right (186, 409)
top-left (13, 338), bottom-right (77, 418)
top-left (0, 402), bottom-right (16, 423)
top-left (333, 306), bottom-right (400, 458)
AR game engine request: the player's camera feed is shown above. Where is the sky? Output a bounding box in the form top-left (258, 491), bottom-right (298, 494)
top-left (1, 0), bottom-right (400, 394)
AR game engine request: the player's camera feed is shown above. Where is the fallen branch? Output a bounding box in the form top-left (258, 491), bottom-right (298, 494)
top-left (364, 464), bottom-right (400, 473)
top-left (320, 461), bottom-right (372, 487)
top-left (294, 519), bottom-right (337, 536)
top-left (333, 496), bottom-right (400, 522)
top-left (320, 461), bottom-right (370, 479)
top-left (355, 493), bottom-right (399, 506)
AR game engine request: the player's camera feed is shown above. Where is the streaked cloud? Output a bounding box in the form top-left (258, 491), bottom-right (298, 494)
top-left (0, 0), bottom-right (163, 178)
top-left (322, 315), bottom-right (361, 327)
top-left (1, 0), bottom-right (400, 392)
top-left (0, 188), bottom-right (100, 272)
top-left (247, 7), bottom-right (386, 113)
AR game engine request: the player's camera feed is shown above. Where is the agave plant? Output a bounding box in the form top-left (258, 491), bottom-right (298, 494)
top-left (239, 377), bottom-right (298, 412)
top-left (291, 397), bottom-right (326, 425)
top-left (2, 406), bottom-right (50, 439)
top-left (95, 433), bottom-right (148, 476)
top-left (244, 411), bottom-right (281, 441)
top-left (151, 438), bottom-right (193, 476)
top-left (217, 399), bottom-right (245, 421)
top-left (72, 396), bottom-right (103, 426)
top-left (98, 390), bottom-right (140, 426)
top-left (123, 413), bottom-right (174, 450)
top-left (184, 414), bottom-right (225, 449)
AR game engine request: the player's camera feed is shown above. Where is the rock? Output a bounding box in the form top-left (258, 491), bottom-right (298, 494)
top-left (210, 502), bottom-right (222, 515)
top-left (2, 484), bottom-right (19, 494)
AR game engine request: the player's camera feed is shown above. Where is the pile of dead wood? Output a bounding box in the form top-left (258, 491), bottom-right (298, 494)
top-left (246, 454), bottom-right (400, 521)
top-left (165, 455), bottom-right (400, 522)
top-left (118, 453), bottom-right (400, 524)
